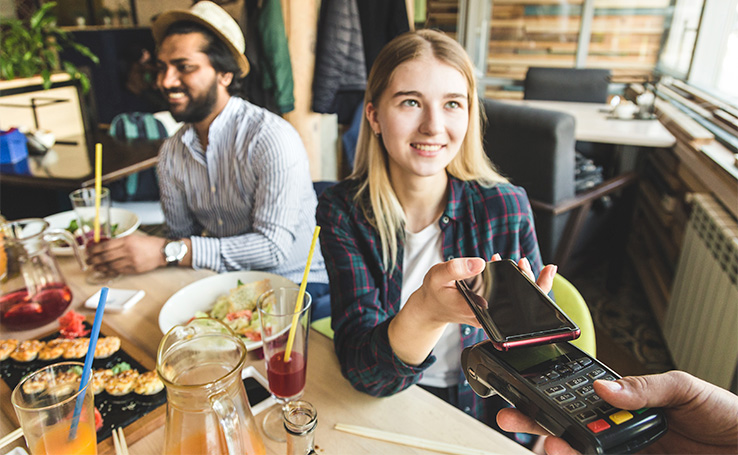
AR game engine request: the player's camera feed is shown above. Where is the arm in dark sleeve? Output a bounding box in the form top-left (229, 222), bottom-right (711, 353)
top-left (316, 187), bottom-right (433, 397)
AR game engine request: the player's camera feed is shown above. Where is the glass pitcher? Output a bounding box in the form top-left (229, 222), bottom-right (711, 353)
top-left (0, 218), bottom-right (86, 331)
top-left (157, 318), bottom-right (267, 455)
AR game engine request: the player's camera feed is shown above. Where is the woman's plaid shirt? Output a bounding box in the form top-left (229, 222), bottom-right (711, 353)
top-left (316, 176), bottom-right (543, 421)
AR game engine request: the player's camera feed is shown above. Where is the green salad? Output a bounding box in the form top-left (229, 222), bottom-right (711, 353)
top-left (193, 279), bottom-right (273, 342)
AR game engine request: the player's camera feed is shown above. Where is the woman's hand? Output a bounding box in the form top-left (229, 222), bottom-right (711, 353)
top-left (388, 257), bottom-right (486, 365)
top-left (517, 256), bottom-right (557, 295)
top-left (387, 255), bottom-right (557, 366)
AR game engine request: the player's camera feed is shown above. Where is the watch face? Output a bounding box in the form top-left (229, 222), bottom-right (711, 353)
top-left (165, 241), bottom-right (184, 262)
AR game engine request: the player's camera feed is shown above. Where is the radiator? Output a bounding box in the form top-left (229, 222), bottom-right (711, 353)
top-left (663, 193), bottom-right (738, 393)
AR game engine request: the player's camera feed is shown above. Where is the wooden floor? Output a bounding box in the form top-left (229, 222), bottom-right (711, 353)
top-left (596, 329), bottom-right (649, 377)
top-left (570, 258), bottom-right (675, 378)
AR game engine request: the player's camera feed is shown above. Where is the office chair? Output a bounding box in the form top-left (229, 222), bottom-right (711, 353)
top-left (552, 273), bottom-right (596, 357)
top-left (524, 67), bottom-right (611, 104)
top-left (523, 66), bottom-right (615, 178)
top-left (482, 98), bottom-right (636, 275)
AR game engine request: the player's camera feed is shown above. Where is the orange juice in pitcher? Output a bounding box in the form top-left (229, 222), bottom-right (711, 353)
top-left (158, 318), bottom-right (266, 455)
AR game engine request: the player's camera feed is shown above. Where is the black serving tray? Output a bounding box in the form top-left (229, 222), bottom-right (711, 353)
top-left (0, 320), bottom-right (166, 446)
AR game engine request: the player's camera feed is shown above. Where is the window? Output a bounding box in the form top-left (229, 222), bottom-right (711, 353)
top-left (448, 0), bottom-right (672, 97)
top-left (433, 0), bottom-right (736, 104)
top-left (658, 0), bottom-right (704, 77)
top-left (687, 0), bottom-right (738, 105)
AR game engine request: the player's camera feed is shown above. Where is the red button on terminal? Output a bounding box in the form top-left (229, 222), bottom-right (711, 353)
top-left (587, 419), bottom-right (611, 433)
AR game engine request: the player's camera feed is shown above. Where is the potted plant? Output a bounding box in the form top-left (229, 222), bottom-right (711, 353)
top-left (116, 4), bottom-right (130, 26)
top-left (100, 7), bottom-right (114, 26)
top-left (0, 2), bottom-right (99, 92)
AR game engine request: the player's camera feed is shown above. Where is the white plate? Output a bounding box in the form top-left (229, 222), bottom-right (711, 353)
top-left (44, 208), bottom-right (141, 256)
top-left (158, 271), bottom-right (297, 351)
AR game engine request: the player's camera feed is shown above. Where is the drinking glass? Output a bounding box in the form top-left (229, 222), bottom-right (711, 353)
top-left (257, 287), bottom-right (312, 442)
top-left (11, 362), bottom-right (97, 455)
top-left (69, 187), bottom-right (118, 284)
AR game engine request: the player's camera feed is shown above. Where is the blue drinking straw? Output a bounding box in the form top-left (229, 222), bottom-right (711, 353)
top-left (68, 287), bottom-right (108, 441)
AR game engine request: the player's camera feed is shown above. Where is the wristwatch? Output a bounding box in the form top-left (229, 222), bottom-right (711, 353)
top-left (162, 239), bottom-right (188, 266)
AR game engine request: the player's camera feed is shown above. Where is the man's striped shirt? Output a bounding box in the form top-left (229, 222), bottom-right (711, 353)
top-left (158, 97), bottom-right (327, 284)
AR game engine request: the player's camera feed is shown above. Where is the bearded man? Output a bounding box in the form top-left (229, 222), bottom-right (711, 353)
top-left (86, 1), bottom-right (329, 309)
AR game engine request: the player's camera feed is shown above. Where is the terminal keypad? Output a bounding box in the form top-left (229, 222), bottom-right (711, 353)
top-left (525, 355), bottom-right (645, 434)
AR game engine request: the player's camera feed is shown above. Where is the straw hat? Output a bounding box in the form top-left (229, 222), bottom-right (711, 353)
top-left (152, 1), bottom-right (250, 77)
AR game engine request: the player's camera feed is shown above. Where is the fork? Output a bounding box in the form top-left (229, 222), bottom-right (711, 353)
top-left (111, 427), bottom-right (129, 455)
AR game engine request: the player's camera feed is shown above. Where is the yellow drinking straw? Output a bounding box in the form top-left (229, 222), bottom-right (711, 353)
top-left (93, 143), bottom-right (102, 243)
top-left (284, 225), bottom-right (321, 362)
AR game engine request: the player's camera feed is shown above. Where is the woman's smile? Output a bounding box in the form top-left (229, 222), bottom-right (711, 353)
top-left (412, 142), bottom-right (445, 157)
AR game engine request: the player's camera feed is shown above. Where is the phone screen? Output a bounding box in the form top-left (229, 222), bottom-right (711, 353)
top-left (459, 260), bottom-right (579, 347)
top-left (243, 376), bottom-right (271, 407)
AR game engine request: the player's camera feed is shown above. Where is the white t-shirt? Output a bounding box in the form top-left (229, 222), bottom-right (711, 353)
top-left (400, 221), bottom-right (462, 388)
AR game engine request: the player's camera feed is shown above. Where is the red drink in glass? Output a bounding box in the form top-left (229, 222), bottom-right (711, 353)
top-left (0, 283), bottom-right (73, 330)
top-left (83, 232), bottom-right (111, 246)
top-left (266, 351), bottom-right (306, 399)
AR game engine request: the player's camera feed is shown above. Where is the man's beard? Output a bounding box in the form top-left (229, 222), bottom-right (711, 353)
top-left (167, 79), bottom-right (219, 123)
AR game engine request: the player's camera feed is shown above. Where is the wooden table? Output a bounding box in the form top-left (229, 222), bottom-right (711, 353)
top-left (1, 257), bottom-right (532, 455)
top-left (0, 131), bottom-right (161, 220)
top-left (0, 132), bottom-right (161, 192)
top-left (501, 99), bottom-right (676, 148)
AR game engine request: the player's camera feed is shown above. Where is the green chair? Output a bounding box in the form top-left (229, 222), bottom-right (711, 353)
top-left (311, 317), bottom-right (334, 339)
top-left (552, 273), bottom-right (596, 357)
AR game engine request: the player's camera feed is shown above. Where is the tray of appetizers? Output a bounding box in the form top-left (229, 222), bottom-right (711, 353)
top-left (0, 315), bottom-right (166, 454)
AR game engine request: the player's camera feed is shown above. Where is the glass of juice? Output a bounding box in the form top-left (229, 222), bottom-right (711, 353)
top-left (11, 361), bottom-right (97, 455)
top-left (257, 287), bottom-right (312, 442)
top-left (69, 187), bottom-right (118, 284)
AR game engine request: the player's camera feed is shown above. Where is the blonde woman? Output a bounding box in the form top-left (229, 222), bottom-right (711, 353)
top-left (317, 30), bottom-right (556, 437)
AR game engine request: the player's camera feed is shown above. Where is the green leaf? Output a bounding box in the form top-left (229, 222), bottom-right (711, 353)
top-left (40, 68), bottom-right (51, 89)
top-left (0, 0), bottom-right (96, 92)
top-left (70, 42), bottom-right (99, 63)
top-left (78, 75), bottom-right (90, 93)
top-left (66, 218), bottom-right (79, 233)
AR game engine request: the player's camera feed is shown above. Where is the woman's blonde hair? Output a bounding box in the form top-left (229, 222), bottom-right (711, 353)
top-left (351, 29), bottom-right (506, 273)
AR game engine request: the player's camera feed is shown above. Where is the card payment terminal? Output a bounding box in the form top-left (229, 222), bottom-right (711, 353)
top-left (461, 340), bottom-right (667, 454)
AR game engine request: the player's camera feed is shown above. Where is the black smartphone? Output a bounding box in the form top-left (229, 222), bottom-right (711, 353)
top-left (461, 340), bottom-right (668, 454)
top-left (456, 259), bottom-right (580, 351)
top-left (243, 376), bottom-right (271, 407)
top-left (241, 366), bottom-right (274, 414)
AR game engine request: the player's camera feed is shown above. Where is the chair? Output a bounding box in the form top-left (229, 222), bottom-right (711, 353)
top-left (311, 317), bottom-right (334, 339)
top-left (523, 67), bottom-right (615, 181)
top-left (312, 181), bottom-right (336, 197)
top-left (108, 112), bottom-right (167, 226)
top-left (552, 274), bottom-right (596, 357)
top-left (523, 67), bottom-right (611, 104)
top-left (482, 98), bottom-right (636, 275)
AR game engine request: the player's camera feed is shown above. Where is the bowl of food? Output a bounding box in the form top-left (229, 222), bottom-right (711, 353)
top-left (158, 271), bottom-right (297, 350)
top-left (44, 208), bottom-right (141, 255)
